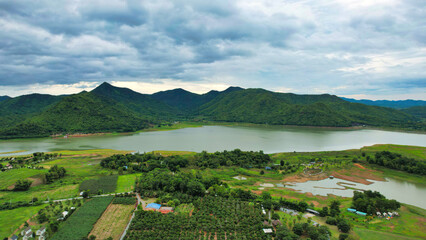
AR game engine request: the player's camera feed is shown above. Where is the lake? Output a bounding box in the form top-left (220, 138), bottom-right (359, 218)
top-left (285, 177), bottom-right (426, 209)
top-left (0, 125), bottom-right (425, 155)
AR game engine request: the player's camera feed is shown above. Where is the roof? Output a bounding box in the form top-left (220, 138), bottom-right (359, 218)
top-left (160, 207), bottom-right (174, 211)
top-left (146, 203), bottom-right (161, 209)
top-left (263, 229), bottom-right (273, 233)
top-left (306, 209), bottom-right (320, 214)
top-left (11, 235), bottom-right (18, 240)
top-left (272, 220), bottom-right (282, 226)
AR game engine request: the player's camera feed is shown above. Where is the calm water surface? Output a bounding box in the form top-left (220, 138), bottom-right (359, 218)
top-left (286, 177), bottom-right (426, 209)
top-left (0, 125), bottom-right (425, 155)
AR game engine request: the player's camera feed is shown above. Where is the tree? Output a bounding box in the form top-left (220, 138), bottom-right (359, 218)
top-left (272, 212), bottom-right (280, 220)
top-left (320, 206), bottom-right (329, 217)
top-left (339, 233), bottom-right (349, 240)
top-left (337, 219), bottom-right (351, 233)
top-left (118, 167), bottom-right (124, 175)
top-left (330, 200), bottom-right (341, 216)
top-left (14, 179), bottom-right (32, 191)
top-left (280, 160), bottom-right (284, 166)
top-left (260, 170), bottom-right (265, 175)
top-left (292, 223), bottom-right (304, 236)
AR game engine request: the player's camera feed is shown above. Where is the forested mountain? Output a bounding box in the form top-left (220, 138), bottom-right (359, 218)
top-left (0, 83), bottom-right (424, 139)
top-left (0, 96), bottom-right (10, 102)
top-left (92, 82), bottom-right (179, 119)
top-left (198, 89), bottom-right (421, 129)
top-left (402, 106), bottom-right (426, 120)
top-left (341, 97), bottom-right (426, 109)
top-left (0, 92), bottom-right (149, 139)
top-left (151, 86), bottom-right (243, 112)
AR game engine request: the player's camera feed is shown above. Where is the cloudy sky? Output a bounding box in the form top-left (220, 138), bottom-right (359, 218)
top-left (0, 0), bottom-right (425, 99)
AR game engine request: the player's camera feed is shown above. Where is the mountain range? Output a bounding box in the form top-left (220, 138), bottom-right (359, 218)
top-left (0, 82), bottom-right (424, 139)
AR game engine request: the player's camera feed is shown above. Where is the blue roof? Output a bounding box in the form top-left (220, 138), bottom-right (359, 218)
top-left (347, 208), bottom-right (356, 212)
top-left (356, 211), bottom-right (367, 216)
top-left (146, 203), bottom-right (161, 209)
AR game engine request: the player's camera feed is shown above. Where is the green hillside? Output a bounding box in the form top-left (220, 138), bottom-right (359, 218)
top-left (0, 96), bottom-right (10, 102)
top-left (92, 82), bottom-right (179, 120)
top-left (151, 86), bottom-right (243, 112)
top-left (402, 106), bottom-right (426, 119)
top-left (198, 89), bottom-right (422, 129)
top-left (0, 92), bottom-right (149, 139)
top-left (0, 83), bottom-right (424, 139)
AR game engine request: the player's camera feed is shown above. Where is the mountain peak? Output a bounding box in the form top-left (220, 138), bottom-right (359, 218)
top-left (223, 86), bottom-right (244, 93)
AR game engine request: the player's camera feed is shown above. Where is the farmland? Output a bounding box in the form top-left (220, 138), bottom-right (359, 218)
top-left (126, 196), bottom-right (265, 240)
top-left (51, 196), bottom-right (113, 240)
top-left (79, 175), bottom-right (118, 194)
top-left (116, 173), bottom-right (141, 192)
top-left (89, 203), bottom-right (135, 240)
top-left (0, 204), bottom-right (46, 238)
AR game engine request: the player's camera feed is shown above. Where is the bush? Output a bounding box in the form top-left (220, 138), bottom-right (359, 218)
top-left (13, 179), bottom-right (32, 191)
top-left (339, 233), bottom-right (349, 240)
top-left (326, 217), bottom-right (337, 225)
top-left (337, 219), bottom-right (351, 233)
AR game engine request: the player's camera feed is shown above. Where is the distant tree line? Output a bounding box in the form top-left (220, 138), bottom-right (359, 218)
top-left (100, 149), bottom-right (271, 172)
top-left (367, 151), bottom-right (425, 175)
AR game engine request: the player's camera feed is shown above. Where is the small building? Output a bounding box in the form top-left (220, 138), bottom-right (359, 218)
top-left (263, 229), bottom-right (273, 234)
top-left (21, 226), bottom-right (32, 236)
top-left (36, 226), bottom-right (46, 236)
top-left (145, 203), bottom-right (161, 211)
top-left (306, 209), bottom-right (320, 215)
top-left (356, 211), bottom-right (367, 216)
top-left (159, 207), bottom-right (174, 214)
top-left (347, 208), bottom-right (357, 213)
top-left (329, 175), bottom-right (334, 179)
top-left (11, 235), bottom-right (18, 240)
top-left (62, 211), bottom-right (69, 218)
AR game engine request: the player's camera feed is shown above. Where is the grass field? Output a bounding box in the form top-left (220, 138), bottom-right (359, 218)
top-left (116, 174), bottom-right (141, 193)
top-left (0, 168), bottom-right (46, 189)
top-left (51, 196), bottom-right (113, 240)
top-left (0, 204), bottom-right (46, 239)
top-left (354, 228), bottom-right (423, 240)
top-left (89, 203), bottom-right (135, 240)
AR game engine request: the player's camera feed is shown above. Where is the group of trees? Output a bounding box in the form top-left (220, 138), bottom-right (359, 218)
top-left (367, 151), bottom-right (425, 175)
top-left (101, 149), bottom-right (271, 173)
top-left (44, 165), bottom-right (66, 183)
top-left (352, 190), bottom-right (400, 214)
top-left (13, 179), bottom-right (32, 191)
top-left (319, 200), bottom-right (341, 217)
top-left (136, 169), bottom-right (257, 204)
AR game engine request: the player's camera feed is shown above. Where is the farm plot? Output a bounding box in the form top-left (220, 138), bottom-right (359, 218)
top-left (126, 196), bottom-right (264, 240)
top-left (51, 196), bottom-right (113, 240)
top-left (89, 203), bottom-right (135, 240)
top-left (116, 174), bottom-right (141, 193)
top-left (79, 175), bottom-right (118, 194)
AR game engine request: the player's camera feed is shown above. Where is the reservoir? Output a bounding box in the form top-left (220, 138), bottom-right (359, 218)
top-left (0, 125), bottom-right (425, 155)
top-left (285, 177), bottom-right (426, 209)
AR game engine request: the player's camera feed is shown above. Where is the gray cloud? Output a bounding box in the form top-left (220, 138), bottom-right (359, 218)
top-left (0, 0), bottom-right (425, 99)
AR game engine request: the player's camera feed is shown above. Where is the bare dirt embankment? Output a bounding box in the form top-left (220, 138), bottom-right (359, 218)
top-left (281, 164), bottom-right (385, 185)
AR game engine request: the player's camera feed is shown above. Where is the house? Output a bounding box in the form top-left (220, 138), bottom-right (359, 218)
top-left (62, 211), bottom-right (69, 218)
top-left (11, 235), bottom-right (18, 240)
top-left (21, 226), bottom-right (32, 236)
top-left (159, 206), bottom-right (174, 214)
top-left (263, 229), bottom-right (273, 234)
top-left (306, 209), bottom-right (320, 215)
top-left (36, 226), bottom-right (46, 236)
top-left (23, 232), bottom-right (32, 240)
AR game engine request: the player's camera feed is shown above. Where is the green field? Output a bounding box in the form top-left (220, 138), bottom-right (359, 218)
top-left (116, 173), bottom-right (141, 192)
top-left (0, 204), bottom-right (46, 238)
top-left (51, 196), bottom-right (113, 240)
top-left (354, 228), bottom-right (422, 240)
top-left (79, 175), bottom-right (118, 194)
top-left (0, 168), bottom-right (46, 189)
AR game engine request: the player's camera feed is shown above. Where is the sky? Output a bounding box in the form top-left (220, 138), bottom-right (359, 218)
top-left (0, 0), bottom-right (425, 100)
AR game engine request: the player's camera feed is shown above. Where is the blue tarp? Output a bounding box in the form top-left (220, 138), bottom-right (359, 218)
top-left (146, 203), bottom-right (161, 209)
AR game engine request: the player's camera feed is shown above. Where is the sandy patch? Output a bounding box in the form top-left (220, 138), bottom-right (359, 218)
top-left (233, 176), bottom-right (247, 180)
top-left (332, 167), bottom-right (384, 185)
top-left (251, 190), bottom-right (262, 195)
top-left (310, 201), bottom-right (320, 207)
top-left (29, 177), bottom-right (43, 187)
top-left (282, 172), bottom-right (329, 183)
top-left (260, 183), bottom-right (274, 187)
